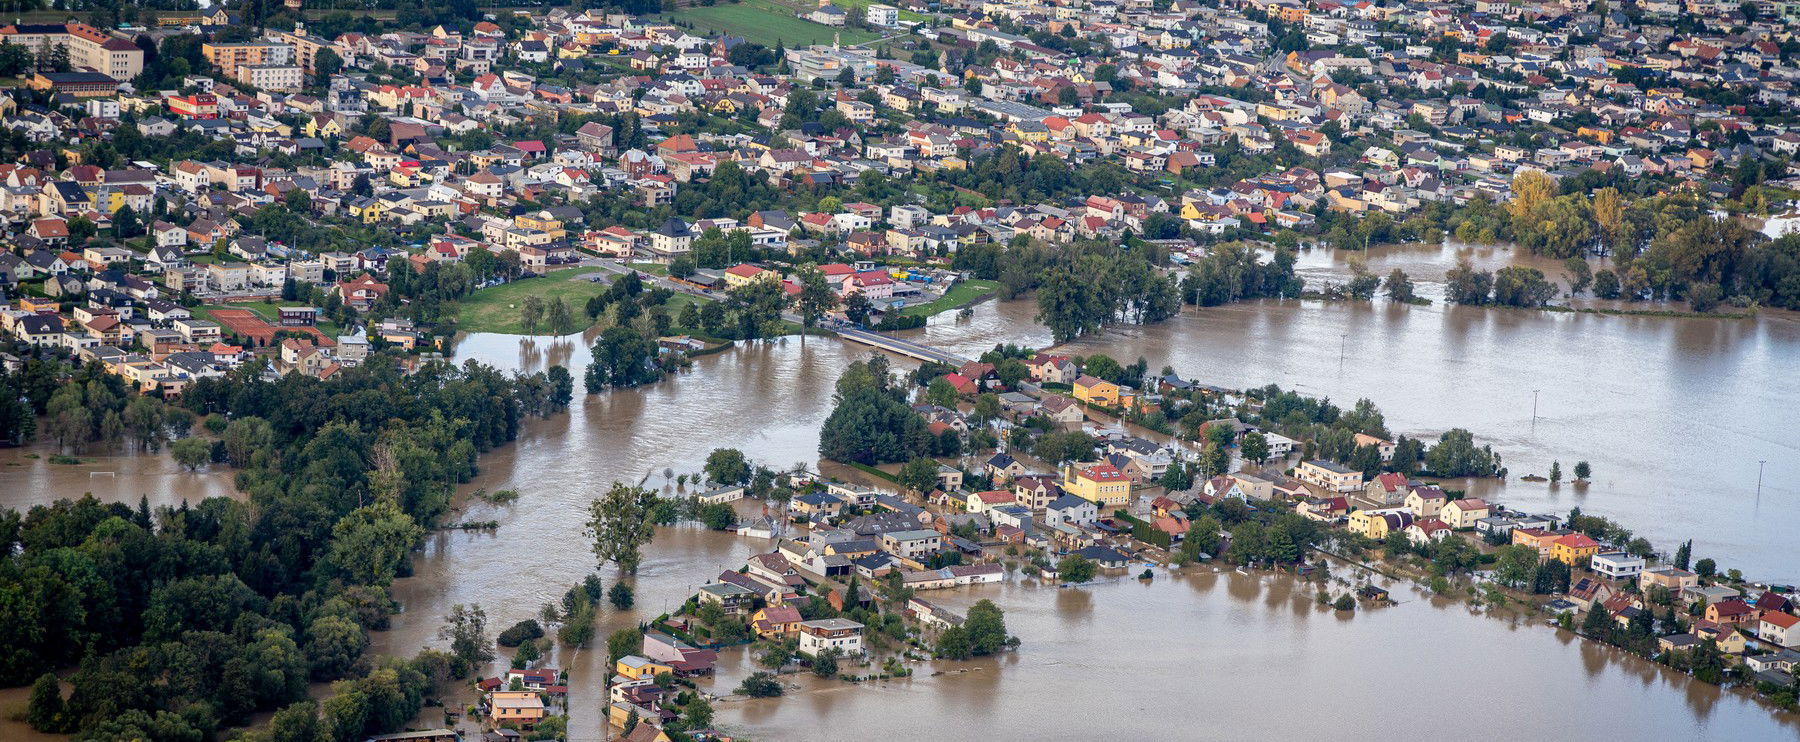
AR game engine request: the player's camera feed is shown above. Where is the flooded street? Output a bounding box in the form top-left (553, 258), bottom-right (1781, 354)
top-left (910, 243), bottom-right (1800, 583)
top-left (3, 242), bottom-right (1798, 740)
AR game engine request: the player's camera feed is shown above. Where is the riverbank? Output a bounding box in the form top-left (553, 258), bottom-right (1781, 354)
top-left (898, 279), bottom-right (1000, 318)
top-left (7, 316), bottom-right (1794, 741)
top-left (905, 295), bottom-right (1798, 584)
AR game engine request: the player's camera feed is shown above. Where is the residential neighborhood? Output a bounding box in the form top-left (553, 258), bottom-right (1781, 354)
top-left (1, 0), bottom-right (1798, 739)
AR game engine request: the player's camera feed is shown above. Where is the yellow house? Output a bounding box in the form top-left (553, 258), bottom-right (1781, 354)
top-left (608, 703), bottom-right (671, 736)
top-left (1348, 509), bottom-right (1412, 540)
top-left (1072, 375), bottom-right (1119, 406)
top-left (1549, 533), bottom-right (1602, 566)
top-left (1438, 498), bottom-right (1490, 529)
top-left (724, 263), bottom-right (776, 288)
top-left (305, 116), bottom-right (345, 138)
top-left (614, 655), bottom-right (673, 681)
top-left (489, 690), bottom-right (546, 729)
top-left (352, 200), bottom-right (386, 224)
top-left (515, 211), bottom-right (566, 238)
top-left (1062, 463), bottom-right (1130, 507)
top-left (1008, 121), bottom-right (1049, 142)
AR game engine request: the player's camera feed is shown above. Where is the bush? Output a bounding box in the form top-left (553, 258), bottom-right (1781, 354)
top-left (609, 582), bottom-right (635, 610)
top-left (810, 649), bottom-right (840, 678)
top-left (1333, 594), bottom-right (1356, 611)
top-left (497, 619), bottom-right (545, 647)
top-left (736, 671), bottom-right (784, 697)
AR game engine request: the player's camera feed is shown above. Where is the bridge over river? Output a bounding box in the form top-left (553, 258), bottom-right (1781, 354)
top-left (833, 327), bottom-right (970, 366)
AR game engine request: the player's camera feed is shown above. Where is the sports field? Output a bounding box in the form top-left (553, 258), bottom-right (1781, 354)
top-left (669, 0), bottom-right (879, 47)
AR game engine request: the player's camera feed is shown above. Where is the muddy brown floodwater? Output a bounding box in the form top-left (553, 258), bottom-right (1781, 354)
top-left (381, 321), bottom-right (1792, 740)
top-left (909, 243), bottom-right (1800, 584)
top-left (4, 243), bottom-right (1798, 740)
top-left (0, 441), bottom-right (239, 510)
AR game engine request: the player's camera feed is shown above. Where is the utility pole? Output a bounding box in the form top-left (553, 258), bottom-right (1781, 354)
top-left (1757, 459), bottom-right (1766, 504)
top-left (1531, 389), bottom-right (1540, 430)
top-left (1338, 333), bottom-right (1346, 374)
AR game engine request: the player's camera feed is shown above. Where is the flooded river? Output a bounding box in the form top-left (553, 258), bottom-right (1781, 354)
top-left (389, 320), bottom-right (1792, 740)
top-left (3, 242), bottom-right (1798, 739)
top-left (715, 569), bottom-right (1800, 740)
top-left (909, 243), bottom-right (1800, 584)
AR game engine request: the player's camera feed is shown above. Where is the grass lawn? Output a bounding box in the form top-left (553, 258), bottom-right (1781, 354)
top-left (668, 0), bottom-right (879, 47)
top-left (846, 461), bottom-right (900, 484)
top-left (631, 262), bottom-right (670, 276)
top-left (455, 268), bottom-right (612, 334)
top-left (898, 279), bottom-right (999, 318)
top-left (820, 0), bottom-right (930, 22)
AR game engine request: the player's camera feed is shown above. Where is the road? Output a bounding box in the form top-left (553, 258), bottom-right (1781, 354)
top-left (578, 258), bottom-right (973, 364)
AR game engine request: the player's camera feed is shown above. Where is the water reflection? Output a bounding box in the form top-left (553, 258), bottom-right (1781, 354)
top-left (909, 270), bottom-right (1799, 581)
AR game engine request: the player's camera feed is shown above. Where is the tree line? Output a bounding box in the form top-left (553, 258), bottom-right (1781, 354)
top-left (3, 350), bottom-right (568, 741)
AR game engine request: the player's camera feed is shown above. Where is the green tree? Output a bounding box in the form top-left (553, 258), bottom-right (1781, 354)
top-left (609, 581), bottom-right (635, 610)
top-left (698, 502), bottom-right (736, 530)
top-left (26, 673), bottom-right (65, 733)
top-left (793, 263), bottom-right (839, 331)
top-left (737, 671), bottom-right (783, 697)
top-left (1032, 431), bottom-right (1096, 464)
top-left (305, 615), bottom-right (369, 680)
top-left (1057, 554), bottom-right (1097, 583)
top-left (439, 604), bottom-right (492, 678)
top-left (810, 648), bottom-right (840, 677)
top-left (1384, 268), bottom-right (1416, 302)
top-left (678, 695), bottom-right (713, 730)
top-left (1240, 432), bottom-right (1270, 465)
top-left (1574, 461), bottom-right (1591, 481)
top-left (112, 205), bottom-right (142, 238)
top-left (170, 436), bottom-right (211, 470)
top-left (843, 291), bottom-right (873, 325)
top-left (313, 48), bottom-right (343, 85)
top-left (934, 626), bottom-right (974, 660)
top-left (1694, 558), bottom-right (1716, 579)
top-left (705, 448), bottom-right (751, 485)
top-left (1549, 460), bottom-right (1562, 483)
top-left (322, 502), bottom-right (425, 586)
top-left (1493, 544), bottom-right (1540, 587)
top-left (520, 295), bottom-right (545, 335)
top-left (1674, 539), bottom-right (1692, 570)
top-left (607, 627), bottom-right (642, 665)
top-left (586, 482), bottom-right (658, 574)
top-left (963, 599), bottom-right (1010, 655)
top-left (586, 325), bottom-right (660, 391)
top-left (926, 377), bottom-right (959, 408)
top-left (897, 456), bottom-right (940, 494)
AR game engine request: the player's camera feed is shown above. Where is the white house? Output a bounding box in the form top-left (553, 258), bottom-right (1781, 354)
top-left (797, 618), bottom-right (864, 657)
top-left (1043, 494), bottom-right (1097, 526)
top-left (1589, 551), bottom-right (1646, 580)
top-left (1760, 612), bottom-right (1799, 648)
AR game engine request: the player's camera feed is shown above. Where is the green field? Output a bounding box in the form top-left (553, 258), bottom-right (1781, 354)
top-left (825, 0), bottom-right (929, 22)
top-left (630, 262), bottom-right (670, 276)
top-left (898, 279), bottom-right (999, 318)
top-left (668, 0), bottom-right (879, 47)
top-left (455, 268), bottom-right (612, 335)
